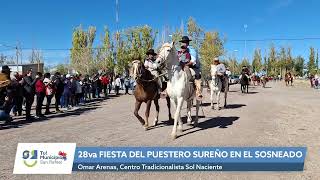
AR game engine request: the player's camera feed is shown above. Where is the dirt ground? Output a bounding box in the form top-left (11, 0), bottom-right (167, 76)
top-left (0, 81), bottom-right (320, 180)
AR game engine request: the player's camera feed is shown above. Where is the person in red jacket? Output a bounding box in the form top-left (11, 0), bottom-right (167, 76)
top-left (101, 74), bottom-right (109, 97)
top-left (35, 72), bottom-right (45, 118)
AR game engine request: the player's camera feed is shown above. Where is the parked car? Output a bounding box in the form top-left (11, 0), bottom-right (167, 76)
top-left (229, 75), bottom-right (240, 84)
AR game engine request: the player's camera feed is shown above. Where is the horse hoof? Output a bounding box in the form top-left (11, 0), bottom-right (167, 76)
top-left (153, 119), bottom-right (158, 126)
top-left (144, 125), bottom-right (149, 131)
top-left (193, 121), bottom-right (198, 127)
top-left (171, 134), bottom-right (177, 139)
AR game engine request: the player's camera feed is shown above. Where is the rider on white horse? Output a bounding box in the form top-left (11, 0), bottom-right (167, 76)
top-left (212, 57), bottom-right (227, 91)
top-left (144, 49), bottom-right (162, 94)
top-left (179, 36), bottom-right (203, 100)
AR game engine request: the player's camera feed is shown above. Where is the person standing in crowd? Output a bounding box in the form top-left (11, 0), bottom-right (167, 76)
top-left (70, 75), bottom-right (77, 107)
top-left (53, 72), bottom-right (63, 113)
top-left (108, 74), bottom-right (113, 94)
top-left (75, 75), bottom-right (82, 106)
top-left (82, 75), bottom-right (91, 102)
top-left (91, 74), bottom-right (97, 98)
top-left (23, 69), bottom-right (37, 121)
top-left (101, 74), bottom-right (109, 98)
top-left (0, 66), bottom-right (13, 123)
top-left (43, 73), bottom-right (54, 115)
top-left (96, 74), bottom-right (102, 98)
top-left (120, 76), bottom-right (125, 90)
top-left (63, 74), bottom-right (72, 110)
top-left (115, 75), bottom-right (121, 95)
top-left (124, 76), bottom-right (130, 95)
top-left (35, 72), bottom-right (45, 118)
top-left (12, 72), bottom-right (24, 116)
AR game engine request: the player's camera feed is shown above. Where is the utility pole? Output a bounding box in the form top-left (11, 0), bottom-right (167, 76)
top-left (16, 45), bottom-right (19, 72)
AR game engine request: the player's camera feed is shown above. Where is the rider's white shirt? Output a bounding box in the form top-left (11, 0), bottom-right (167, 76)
top-left (216, 63), bottom-right (226, 75)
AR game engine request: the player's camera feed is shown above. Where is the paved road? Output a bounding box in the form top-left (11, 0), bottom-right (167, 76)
top-left (1, 82), bottom-right (320, 180)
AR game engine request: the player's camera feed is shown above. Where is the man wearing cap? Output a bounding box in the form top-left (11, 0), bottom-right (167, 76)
top-left (144, 49), bottom-right (162, 93)
top-left (212, 57), bottom-right (227, 91)
top-left (179, 36), bottom-right (203, 100)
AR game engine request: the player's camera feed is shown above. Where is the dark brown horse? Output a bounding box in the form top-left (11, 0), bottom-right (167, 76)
top-left (131, 60), bottom-right (172, 130)
top-left (285, 72), bottom-right (293, 86)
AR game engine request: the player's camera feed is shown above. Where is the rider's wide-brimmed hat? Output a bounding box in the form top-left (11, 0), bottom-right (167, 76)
top-left (0, 73), bottom-right (11, 88)
top-left (179, 36), bottom-right (192, 43)
top-left (213, 57), bottom-right (220, 61)
top-left (146, 49), bottom-right (157, 56)
top-left (1, 65), bottom-right (11, 73)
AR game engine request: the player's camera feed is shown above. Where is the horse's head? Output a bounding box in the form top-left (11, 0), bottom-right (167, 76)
top-left (156, 42), bottom-right (177, 68)
top-left (131, 60), bottom-right (144, 80)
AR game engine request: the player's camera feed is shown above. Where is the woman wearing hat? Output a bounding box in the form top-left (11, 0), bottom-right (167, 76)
top-left (144, 49), bottom-right (162, 93)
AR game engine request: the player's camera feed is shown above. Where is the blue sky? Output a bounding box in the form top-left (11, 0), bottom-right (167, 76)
top-left (0, 0), bottom-right (319, 66)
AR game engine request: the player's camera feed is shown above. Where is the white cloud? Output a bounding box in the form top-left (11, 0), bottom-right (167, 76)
top-left (268, 0), bottom-right (294, 14)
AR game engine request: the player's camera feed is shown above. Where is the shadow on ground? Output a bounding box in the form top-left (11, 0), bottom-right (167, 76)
top-left (0, 99), bottom-right (105, 130)
top-left (177, 116), bottom-right (239, 138)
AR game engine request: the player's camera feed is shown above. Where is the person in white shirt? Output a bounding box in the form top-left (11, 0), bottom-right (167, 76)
top-left (213, 57), bottom-right (227, 91)
top-left (115, 75), bottom-right (121, 95)
top-left (144, 49), bottom-right (161, 93)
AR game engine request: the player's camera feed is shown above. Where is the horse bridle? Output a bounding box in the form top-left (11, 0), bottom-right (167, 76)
top-left (156, 44), bottom-right (173, 70)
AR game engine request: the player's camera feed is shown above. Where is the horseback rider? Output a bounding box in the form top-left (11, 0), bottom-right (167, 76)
top-left (178, 36), bottom-right (203, 100)
top-left (144, 49), bottom-right (162, 93)
top-left (212, 57), bottom-right (227, 91)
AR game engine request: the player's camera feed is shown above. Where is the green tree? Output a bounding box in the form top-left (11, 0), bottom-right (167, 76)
top-left (240, 58), bottom-right (250, 70)
top-left (294, 56), bottom-right (304, 77)
top-left (267, 44), bottom-right (277, 76)
top-left (187, 17), bottom-right (203, 50)
top-left (100, 26), bottom-right (115, 73)
top-left (285, 47), bottom-right (294, 72)
top-left (228, 58), bottom-right (240, 75)
top-left (278, 47), bottom-right (287, 78)
top-left (308, 47), bottom-right (317, 75)
top-left (252, 48), bottom-right (262, 73)
top-left (199, 32), bottom-right (225, 78)
top-left (71, 25), bottom-right (97, 74)
top-left (171, 28), bottom-right (183, 49)
top-left (56, 64), bottom-right (69, 75)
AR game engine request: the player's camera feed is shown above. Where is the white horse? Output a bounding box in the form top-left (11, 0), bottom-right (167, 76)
top-left (210, 64), bottom-right (229, 110)
top-left (156, 42), bottom-right (200, 139)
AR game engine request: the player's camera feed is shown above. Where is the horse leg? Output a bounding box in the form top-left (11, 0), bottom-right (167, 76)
top-left (194, 100), bottom-right (200, 126)
top-left (210, 87), bottom-right (214, 109)
top-left (153, 98), bottom-right (160, 126)
top-left (166, 97), bottom-right (173, 121)
top-left (216, 91), bottom-right (221, 110)
top-left (187, 100), bottom-right (192, 125)
top-left (171, 97), bottom-right (183, 139)
top-left (144, 100), bottom-right (152, 130)
top-left (246, 85), bottom-right (249, 93)
top-left (224, 88), bottom-right (228, 108)
top-left (134, 101), bottom-right (145, 126)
